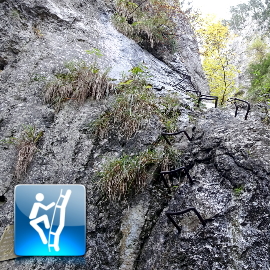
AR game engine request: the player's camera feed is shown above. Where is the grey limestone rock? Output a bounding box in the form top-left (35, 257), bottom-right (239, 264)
top-left (0, 0), bottom-right (269, 269)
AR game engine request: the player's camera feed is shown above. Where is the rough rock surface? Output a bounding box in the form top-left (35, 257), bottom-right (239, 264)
top-left (0, 0), bottom-right (269, 270)
top-left (137, 107), bottom-right (270, 270)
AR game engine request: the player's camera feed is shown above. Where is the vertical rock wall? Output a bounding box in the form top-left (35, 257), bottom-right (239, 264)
top-left (0, 1), bottom-right (269, 270)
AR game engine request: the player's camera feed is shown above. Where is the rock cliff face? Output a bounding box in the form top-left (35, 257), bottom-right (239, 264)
top-left (0, 1), bottom-right (269, 270)
top-left (137, 107), bottom-right (270, 270)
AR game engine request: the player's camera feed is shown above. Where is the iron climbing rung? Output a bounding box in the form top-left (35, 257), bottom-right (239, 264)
top-left (161, 130), bottom-right (192, 145)
top-left (173, 72), bottom-right (200, 95)
top-left (160, 166), bottom-right (193, 190)
top-left (185, 89), bottom-right (201, 96)
top-left (227, 97), bottom-right (251, 120)
top-left (166, 207), bottom-right (211, 234)
top-left (198, 95), bottom-right (218, 108)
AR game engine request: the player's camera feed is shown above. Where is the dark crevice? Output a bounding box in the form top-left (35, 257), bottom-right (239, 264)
top-left (0, 57), bottom-right (8, 70)
top-left (134, 182), bottom-right (171, 270)
top-left (0, 195), bottom-right (6, 202)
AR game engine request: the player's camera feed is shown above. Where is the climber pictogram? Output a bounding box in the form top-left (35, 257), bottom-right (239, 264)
top-left (14, 184), bottom-right (86, 256)
top-left (29, 192), bottom-right (56, 245)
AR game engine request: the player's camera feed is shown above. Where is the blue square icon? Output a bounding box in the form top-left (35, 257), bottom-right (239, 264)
top-left (14, 184), bottom-right (86, 256)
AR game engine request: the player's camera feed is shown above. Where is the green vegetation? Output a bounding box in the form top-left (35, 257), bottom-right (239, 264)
top-left (99, 142), bottom-right (182, 200)
top-left (233, 186), bottom-right (243, 196)
top-left (85, 48), bottom-right (104, 58)
top-left (99, 149), bottom-right (159, 200)
top-left (225, 2), bottom-right (270, 105)
top-left (92, 63), bottom-right (185, 200)
top-left (90, 65), bottom-right (155, 139)
top-left (112, 0), bottom-right (181, 55)
top-left (248, 53), bottom-right (270, 103)
top-left (90, 65), bottom-right (181, 140)
top-left (11, 9), bottom-right (20, 19)
top-left (44, 61), bottom-right (114, 111)
top-left (247, 37), bottom-right (269, 63)
top-left (160, 143), bottom-right (182, 170)
top-left (160, 94), bottom-right (182, 131)
top-left (1, 125), bottom-right (43, 179)
top-left (196, 17), bottom-right (239, 105)
top-left (30, 73), bottom-right (47, 82)
top-left (228, 0), bottom-right (270, 32)
top-left (245, 37), bottom-right (270, 104)
top-left (261, 106), bottom-right (270, 124)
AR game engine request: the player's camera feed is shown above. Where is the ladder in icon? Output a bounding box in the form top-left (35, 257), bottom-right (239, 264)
top-left (48, 189), bottom-right (72, 252)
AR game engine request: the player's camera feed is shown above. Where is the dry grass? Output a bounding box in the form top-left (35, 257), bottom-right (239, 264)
top-left (99, 143), bottom-right (182, 200)
top-left (44, 63), bottom-right (115, 111)
top-left (112, 0), bottom-right (178, 54)
top-left (15, 126), bottom-right (43, 179)
top-left (99, 149), bottom-right (159, 200)
top-left (90, 75), bottom-right (158, 139)
top-left (90, 79), bottom-right (182, 140)
top-left (15, 142), bottom-right (38, 179)
top-left (160, 144), bottom-right (182, 171)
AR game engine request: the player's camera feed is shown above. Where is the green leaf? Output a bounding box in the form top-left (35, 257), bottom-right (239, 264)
top-left (86, 48), bottom-right (103, 58)
top-left (119, 79), bottom-right (134, 85)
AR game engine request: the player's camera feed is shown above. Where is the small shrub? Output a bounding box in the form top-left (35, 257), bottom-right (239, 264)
top-left (15, 125), bottom-right (43, 179)
top-left (159, 94), bottom-right (181, 132)
top-left (160, 144), bottom-right (182, 171)
top-left (90, 65), bottom-right (182, 140)
top-left (99, 142), bottom-right (182, 200)
top-left (30, 74), bottom-right (47, 82)
top-left (261, 106), bottom-right (270, 124)
top-left (11, 9), bottom-right (20, 19)
top-left (233, 186), bottom-right (243, 196)
top-left (44, 61), bottom-right (115, 111)
top-left (112, 0), bottom-right (180, 56)
top-left (247, 37), bottom-right (268, 63)
top-left (99, 149), bottom-right (159, 200)
top-left (90, 65), bottom-right (158, 139)
top-left (158, 143), bottom-right (184, 187)
top-left (248, 53), bottom-right (270, 103)
top-left (33, 26), bottom-right (43, 38)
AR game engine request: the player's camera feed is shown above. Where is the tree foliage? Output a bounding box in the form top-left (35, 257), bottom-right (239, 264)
top-left (197, 18), bottom-right (239, 104)
top-left (228, 0), bottom-right (270, 32)
top-left (248, 53), bottom-right (270, 103)
top-left (247, 36), bottom-right (269, 62)
top-left (227, 1), bottom-right (270, 104)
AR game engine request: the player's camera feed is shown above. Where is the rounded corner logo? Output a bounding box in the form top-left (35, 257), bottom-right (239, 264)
top-left (14, 184), bottom-right (86, 256)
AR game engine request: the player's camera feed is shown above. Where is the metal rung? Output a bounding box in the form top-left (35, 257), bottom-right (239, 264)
top-left (198, 95), bottom-right (218, 108)
top-left (160, 166), bottom-right (193, 192)
top-left (161, 130), bottom-right (192, 145)
top-left (166, 207), bottom-right (214, 234)
top-left (227, 97), bottom-right (251, 120)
